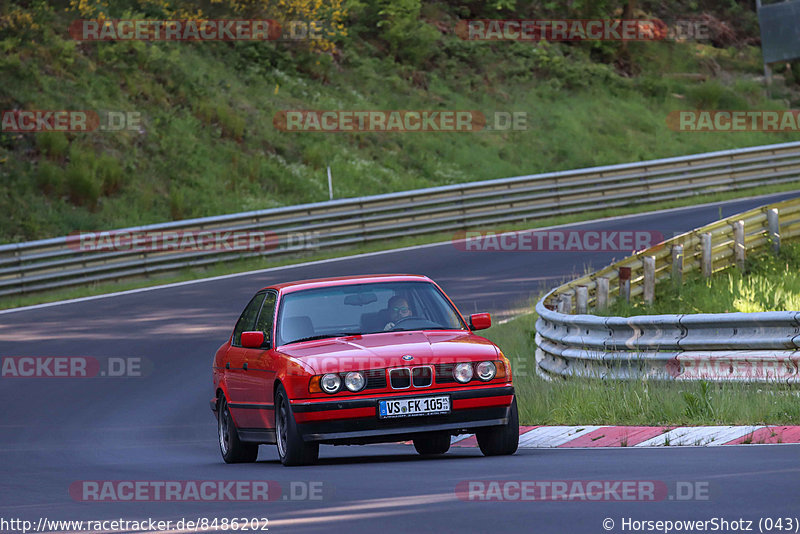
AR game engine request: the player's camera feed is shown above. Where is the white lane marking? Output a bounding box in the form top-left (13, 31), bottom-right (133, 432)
top-left (452, 426), bottom-right (782, 448)
top-left (703, 425), bottom-right (764, 445)
top-left (518, 425), bottom-right (606, 448)
top-left (2, 190), bottom-right (795, 315)
top-left (634, 426), bottom-right (734, 447)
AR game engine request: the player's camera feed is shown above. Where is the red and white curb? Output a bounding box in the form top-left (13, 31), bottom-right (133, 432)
top-left (447, 425), bottom-right (800, 448)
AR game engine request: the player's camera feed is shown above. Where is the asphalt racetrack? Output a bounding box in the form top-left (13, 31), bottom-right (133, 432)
top-left (1, 191), bottom-right (799, 533)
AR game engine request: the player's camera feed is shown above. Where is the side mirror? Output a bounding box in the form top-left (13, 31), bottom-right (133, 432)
top-left (241, 331), bottom-right (266, 348)
top-left (469, 313), bottom-right (491, 331)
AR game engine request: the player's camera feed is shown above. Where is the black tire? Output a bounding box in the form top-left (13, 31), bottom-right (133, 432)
top-left (413, 432), bottom-right (451, 455)
top-left (476, 396), bottom-right (519, 456)
top-left (218, 396), bottom-right (259, 463)
top-left (275, 384), bottom-right (319, 466)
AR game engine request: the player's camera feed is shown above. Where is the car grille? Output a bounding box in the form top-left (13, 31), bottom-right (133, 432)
top-left (434, 363), bottom-right (456, 384)
top-left (365, 368), bottom-right (386, 389)
top-left (389, 368), bottom-right (411, 389)
top-left (412, 366), bottom-right (432, 387)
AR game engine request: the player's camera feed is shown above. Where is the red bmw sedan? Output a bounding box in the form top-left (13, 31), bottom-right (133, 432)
top-left (211, 274), bottom-right (518, 466)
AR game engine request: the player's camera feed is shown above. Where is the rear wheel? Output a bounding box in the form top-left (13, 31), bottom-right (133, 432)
top-left (218, 396), bottom-right (258, 463)
top-left (413, 432), bottom-right (451, 455)
top-left (275, 384), bottom-right (319, 466)
top-left (476, 396), bottom-right (519, 456)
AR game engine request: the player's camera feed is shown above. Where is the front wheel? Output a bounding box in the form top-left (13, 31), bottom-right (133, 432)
top-left (476, 396), bottom-right (519, 456)
top-left (275, 384), bottom-right (319, 466)
top-left (218, 396), bottom-right (258, 463)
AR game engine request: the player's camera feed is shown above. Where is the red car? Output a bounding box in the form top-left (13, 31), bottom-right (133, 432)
top-left (211, 274), bottom-right (518, 466)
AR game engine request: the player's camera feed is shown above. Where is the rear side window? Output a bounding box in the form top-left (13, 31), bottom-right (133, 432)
top-left (232, 292), bottom-right (266, 346)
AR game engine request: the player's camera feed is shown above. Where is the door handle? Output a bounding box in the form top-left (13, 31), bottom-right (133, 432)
top-left (225, 362), bottom-right (230, 369)
top-left (243, 362), bottom-right (248, 370)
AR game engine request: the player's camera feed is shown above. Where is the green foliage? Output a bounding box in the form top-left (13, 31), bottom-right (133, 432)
top-left (347, 0), bottom-right (439, 64)
top-left (686, 80), bottom-right (748, 109)
top-left (65, 145), bottom-right (101, 209)
top-left (36, 131), bottom-right (69, 160)
top-left (36, 160), bottom-right (63, 195)
top-left (682, 381), bottom-right (715, 419)
top-left (97, 154), bottom-right (125, 195)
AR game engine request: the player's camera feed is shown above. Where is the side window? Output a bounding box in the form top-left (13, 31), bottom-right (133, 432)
top-left (253, 292), bottom-right (277, 346)
top-left (232, 292), bottom-right (266, 346)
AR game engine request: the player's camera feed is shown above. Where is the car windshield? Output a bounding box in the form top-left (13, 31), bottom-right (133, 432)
top-left (276, 281), bottom-right (467, 346)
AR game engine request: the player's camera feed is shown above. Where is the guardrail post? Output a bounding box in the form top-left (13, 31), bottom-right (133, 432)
top-left (671, 244), bottom-right (683, 286)
top-left (733, 220), bottom-right (745, 271)
top-left (619, 266), bottom-right (631, 303)
top-left (768, 208), bottom-right (780, 255)
top-left (643, 256), bottom-right (655, 305)
top-left (557, 292), bottom-right (574, 314)
top-left (701, 233), bottom-right (712, 278)
top-left (576, 286), bottom-right (588, 314)
top-left (596, 277), bottom-right (609, 312)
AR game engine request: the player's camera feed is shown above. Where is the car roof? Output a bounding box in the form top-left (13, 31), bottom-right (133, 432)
top-left (262, 274), bottom-right (434, 294)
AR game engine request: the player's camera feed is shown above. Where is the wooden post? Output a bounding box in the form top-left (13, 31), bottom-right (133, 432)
top-left (619, 266), bottom-right (631, 303)
top-left (768, 208), bottom-right (780, 255)
top-left (671, 244), bottom-right (683, 286)
top-left (576, 286), bottom-right (588, 314)
top-left (596, 277), bottom-right (610, 312)
top-left (702, 233), bottom-right (712, 278)
top-left (643, 256), bottom-right (655, 305)
top-left (733, 220), bottom-right (745, 271)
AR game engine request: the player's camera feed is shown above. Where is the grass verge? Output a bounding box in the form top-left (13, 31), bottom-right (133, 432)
top-left (604, 242), bottom-right (800, 316)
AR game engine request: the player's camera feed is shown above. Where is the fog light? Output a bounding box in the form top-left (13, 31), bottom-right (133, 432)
top-left (320, 373), bottom-right (341, 394)
top-left (345, 371), bottom-right (366, 392)
top-left (476, 361), bottom-right (496, 381)
top-left (454, 362), bottom-right (473, 383)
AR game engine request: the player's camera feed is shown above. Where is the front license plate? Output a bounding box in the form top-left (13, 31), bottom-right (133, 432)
top-left (378, 396), bottom-right (450, 419)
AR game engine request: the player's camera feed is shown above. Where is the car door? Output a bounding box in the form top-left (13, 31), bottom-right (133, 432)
top-left (240, 291), bottom-right (278, 429)
top-left (225, 292), bottom-right (266, 427)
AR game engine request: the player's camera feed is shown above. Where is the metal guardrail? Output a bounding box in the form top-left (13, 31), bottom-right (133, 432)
top-left (4, 141), bottom-right (800, 297)
top-left (535, 197), bottom-right (800, 382)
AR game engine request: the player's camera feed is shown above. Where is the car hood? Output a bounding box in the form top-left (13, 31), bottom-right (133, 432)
top-left (277, 330), bottom-right (499, 374)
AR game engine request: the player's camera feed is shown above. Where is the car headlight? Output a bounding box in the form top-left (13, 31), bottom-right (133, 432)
top-left (344, 371), bottom-right (366, 392)
top-left (320, 373), bottom-right (341, 394)
top-left (454, 362), bottom-right (473, 383)
top-left (476, 361), bottom-right (496, 381)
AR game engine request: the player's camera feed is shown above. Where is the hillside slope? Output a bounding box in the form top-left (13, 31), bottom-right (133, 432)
top-left (2, 0), bottom-right (799, 242)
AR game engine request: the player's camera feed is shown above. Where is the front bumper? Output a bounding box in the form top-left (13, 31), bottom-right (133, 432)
top-left (292, 385), bottom-right (514, 444)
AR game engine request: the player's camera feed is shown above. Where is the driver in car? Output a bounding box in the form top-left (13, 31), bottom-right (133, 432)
top-left (384, 296), bottom-right (412, 331)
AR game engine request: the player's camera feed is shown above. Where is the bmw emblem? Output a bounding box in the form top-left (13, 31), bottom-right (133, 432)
top-left (402, 355), bottom-right (414, 361)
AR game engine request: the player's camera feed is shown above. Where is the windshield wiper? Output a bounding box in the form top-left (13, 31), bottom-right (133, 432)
top-left (389, 326), bottom-right (453, 332)
top-left (287, 332), bottom-right (363, 344)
